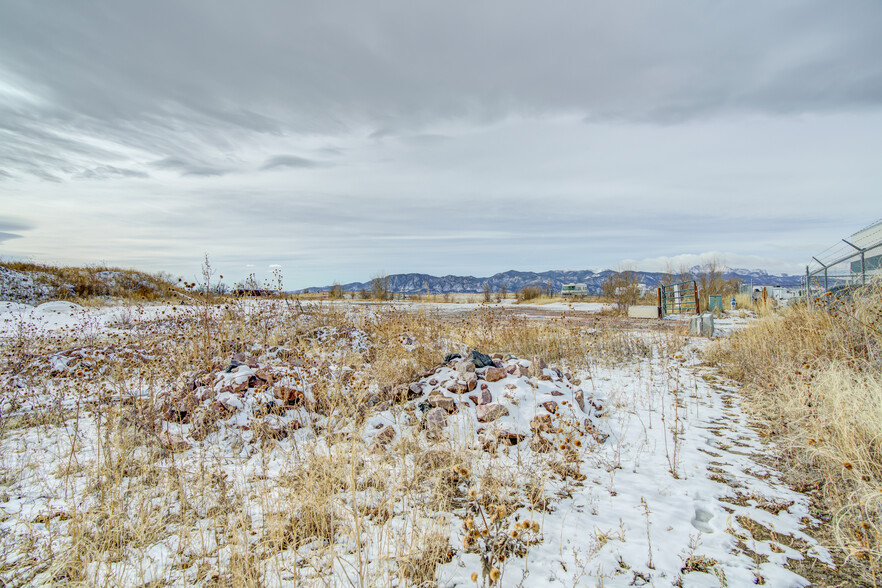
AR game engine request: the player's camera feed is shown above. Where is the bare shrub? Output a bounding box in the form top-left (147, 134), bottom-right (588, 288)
top-left (601, 270), bottom-right (641, 314)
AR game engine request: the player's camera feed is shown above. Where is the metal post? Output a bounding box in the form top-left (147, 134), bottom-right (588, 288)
top-left (805, 265), bottom-right (811, 304)
top-left (842, 239), bottom-right (866, 286)
top-left (862, 251), bottom-right (866, 285)
top-left (812, 257), bottom-right (828, 294)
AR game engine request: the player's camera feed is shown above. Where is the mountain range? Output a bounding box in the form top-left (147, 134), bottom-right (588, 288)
top-left (297, 267), bottom-right (803, 295)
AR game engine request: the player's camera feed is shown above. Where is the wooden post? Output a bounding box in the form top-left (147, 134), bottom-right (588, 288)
top-left (657, 287), bottom-right (663, 318)
top-left (694, 282), bottom-right (700, 314)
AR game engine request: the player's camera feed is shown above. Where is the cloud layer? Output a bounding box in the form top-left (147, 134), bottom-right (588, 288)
top-left (1, 2), bottom-right (880, 286)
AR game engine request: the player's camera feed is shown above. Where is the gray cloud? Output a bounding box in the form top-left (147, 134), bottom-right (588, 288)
top-left (77, 165), bottom-right (149, 180)
top-left (0, 219), bottom-right (33, 243)
top-left (150, 156), bottom-right (231, 177)
top-left (261, 155), bottom-right (319, 171)
top-left (0, 2), bottom-right (880, 287)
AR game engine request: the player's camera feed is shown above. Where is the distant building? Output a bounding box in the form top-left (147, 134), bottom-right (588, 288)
top-left (849, 220), bottom-right (882, 277)
top-left (561, 283), bottom-right (588, 297)
top-left (743, 284), bottom-right (800, 303)
top-left (614, 284), bottom-right (648, 297)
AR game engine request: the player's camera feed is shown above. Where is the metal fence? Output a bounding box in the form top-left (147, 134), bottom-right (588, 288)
top-left (658, 280), bottom-right (700, 316)
top-left (806, 219), bottom-right (882, 298)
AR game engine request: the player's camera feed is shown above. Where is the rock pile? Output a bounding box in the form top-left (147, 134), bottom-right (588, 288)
top-left (153, 348), bottom-right (606, 456)
top-left (155, 352), bottom-right (315, 449)
top-left (365, 350), bottom-right (606, 453)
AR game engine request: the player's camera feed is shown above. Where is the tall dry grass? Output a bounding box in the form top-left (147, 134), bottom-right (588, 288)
top-left (0, 295), bottom-right (668, 585)
top-left (707, 283), bottom-right (882, 583)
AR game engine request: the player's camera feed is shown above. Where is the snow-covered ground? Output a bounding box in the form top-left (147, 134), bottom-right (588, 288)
top-left (440, 344), bottom-right (830, 587)
top-left (0, 301), bottom-right (830, 586)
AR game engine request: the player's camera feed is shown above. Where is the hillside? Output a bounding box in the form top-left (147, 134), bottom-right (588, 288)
top-left (0, 262), bottom-right (176, 303)
top-left (300, 266), bottom-right (803, 295)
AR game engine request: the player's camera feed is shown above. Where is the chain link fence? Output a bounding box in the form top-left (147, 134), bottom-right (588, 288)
top-left (806, 218), bottom-right (882, 298)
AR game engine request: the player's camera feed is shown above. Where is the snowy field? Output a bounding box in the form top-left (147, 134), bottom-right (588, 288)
top-left (0, 300), bottom-right (831, 586)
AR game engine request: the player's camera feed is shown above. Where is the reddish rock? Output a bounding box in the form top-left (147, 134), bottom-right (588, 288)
top-left (231, 377), bottom-right (249, 393)
top-left (505, 383), bottom-right (518, 391)
top-left (539, 374), bottom-right (553, 382)
top-left (429, 378), bottom-right (439, 386)
top-left (277, 388), bottom-right (305, 406)
top-left (369, 425), bottom-right (396, 452)
top-left (476, 403), bottom-right (509, 422)
top-left (541, 401), bottom-right (558, 414)
top-left (468, 395), bottom-right (479, 405)
top-left (550, 390), bottom-right (564, 396)
top-left (496, 431), bottom-right (525, 445)
top-left (484, 367), bottom-right (507, 382)
top-left (455, 360), bottom-right (475, 376)
top-left (428, 392), bottom-right (456, 412)
top-left (426, 407), bottom-right (448, 429)
top-left (447, 382), bottom-right (468, 395)
top-left (480, 383), bottom-right (489, 391)
top-left (477, 388), bottom-right (492, 405)
top-left (575, 390), bottom-right (585, 412)
top-left (463, 372), bottom-right (478, 391)
top-left (253, 369), bottom-right (272, 384)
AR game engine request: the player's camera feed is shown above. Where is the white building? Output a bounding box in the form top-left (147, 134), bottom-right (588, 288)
top-left (561, 283), bottom-right (588, 297)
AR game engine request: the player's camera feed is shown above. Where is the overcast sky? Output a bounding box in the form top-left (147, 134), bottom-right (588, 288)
top-left (1, 1), bottom-right (881, 288)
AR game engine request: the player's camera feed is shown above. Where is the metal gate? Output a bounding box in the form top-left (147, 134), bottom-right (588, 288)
top-left (658, 280), bottom-right (700, 316)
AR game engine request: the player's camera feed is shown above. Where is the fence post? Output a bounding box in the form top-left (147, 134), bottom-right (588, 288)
top-left (862, 251), bottom-right (866, 285)
top-left (805, 265), bottom-right (811, 305)
top-left (694, 282), bottom-right (700, 314)
top-left (842, 239), bottom-right (866, 286)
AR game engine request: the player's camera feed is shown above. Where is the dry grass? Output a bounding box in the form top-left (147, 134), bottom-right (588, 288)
top-left (0, 294), bottom-right (666, 585)
top-left (707, 283), bottom-right (882, 583)
top-left (1, 260), bottom-right (179, 302)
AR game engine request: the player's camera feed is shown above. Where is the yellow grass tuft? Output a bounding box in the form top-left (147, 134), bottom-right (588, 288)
top-left (707, 282), bottom-right (882, 582)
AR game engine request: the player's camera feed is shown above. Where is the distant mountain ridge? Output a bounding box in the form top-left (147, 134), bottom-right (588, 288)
top-left (298, 266), bottom-right (803, 295)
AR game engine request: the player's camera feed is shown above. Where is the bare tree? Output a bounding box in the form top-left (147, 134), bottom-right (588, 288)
top-left (602, 269), bottom-right (641, 314)
top-left (371, 273), bottom-right (389, 300)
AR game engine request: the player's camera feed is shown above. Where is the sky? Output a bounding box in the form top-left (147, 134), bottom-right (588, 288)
top-left (1, 1), bottom-right (881, 289)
